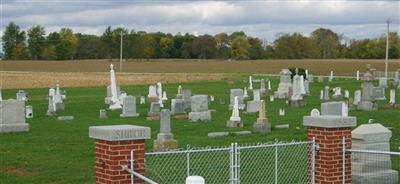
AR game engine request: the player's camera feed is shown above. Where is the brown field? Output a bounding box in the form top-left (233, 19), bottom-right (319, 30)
top-left (1, 59), bottom-right (399, 89)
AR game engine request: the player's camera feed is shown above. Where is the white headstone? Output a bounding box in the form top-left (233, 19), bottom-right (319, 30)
top-left (25, 105), bottom-right (33, 118)
top-left (389, 89), bottom-right (396, 104)
top-left (109, 64), bottom-right (122, 110)
top-left (329, 71), bottom-right (334, 82)
top-left (248, 76), bottom-right (253, 90)
top-left (320, 90), bottom-right (324, 100)
top-left (253, 90), bottom-right (261, 101)
top-left (162, 91), bottom-right (168, 101)
top-left (148, 85), bottom-right (158, 98)
top-left (279, 108), bottom-right (285, 116)
top-left (353, 90), bottom-right (361, 105)
top-left (356, 70), bottom-right (360, 81)
top-left (243, 87), bottom-right (249, 98)
top-left (269, 95), bottom-right (274, 102)
top-left (310, 109), bottom-right (320, 116)
top-left (230, 96), bottom-right (241, 122)
top-left (344, 90), bottom-right (350, 99)
top-left (267, 80), bottom-right (271, 91)
top-left (140, 96), bottom-right (146, 104)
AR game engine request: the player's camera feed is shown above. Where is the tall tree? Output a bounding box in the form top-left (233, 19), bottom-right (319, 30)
top-left (27, 25), bottom-right (46, 60)
top-left (248, 37), bottom-right (264, 59)
top-left (58, 28), bottom-right (78, 60)
top-left (191, 35), bottom-right (216, 59)
top-left (231, 35), bottom-right (250, 60)
top-left (159, 37), bottom-right (173, 58)
top-left (2, 22), bottom-right (27, 59)
top-left (310, 28), bottom-right (342, 58)
top-left (214, 33), bottom-right (230, 59)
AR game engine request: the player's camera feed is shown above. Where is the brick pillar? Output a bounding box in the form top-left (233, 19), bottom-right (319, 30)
top-left (89, 125), bottom-right (151, 184)
top-left (303, 115), bottom-right (356, 184)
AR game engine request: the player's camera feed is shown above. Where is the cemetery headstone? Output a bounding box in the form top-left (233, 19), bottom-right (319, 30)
top-left (171, 99), bottom-right (185, 115)
top-left (25, 105), bottom-right (33, 119)
top-left (389, 89), bottom-right (396, 105)
top-left (99, 109), bottom-right (107, 119)
top-left (379, 77), bottom-right (387, 88)
top-left (322, 86), bottom-right (330, 102)
top-left (147, 102), bottom-right (161, 121)
top-left (0, 99), bottom-right (29, 133)
top-left (153, 109), bottom-right (178, 151)
top-left (358, 70), bottom-right (377, 111)
top-left (57, 116), bottom-right (74, 121)
top-left (105, 85), bottom-right (120, 105)
top-left (353, 90), bottom-right (361, 106)
top-left (332, 87), bottom-right (343, 100)
top-left (188, 95), bottom-right (211, 122)
top-left (120, 96), bottom-right (139, 117)
top-left (147, 85), bottom-right (159, 102)
top-left (229, 89), bottom-right (245, 110)
top-left (16, 90), bottom-right (28, 101)
top-left (253, 100), bottom-right (271, 133)
top-left (227, 96), bottom-right (243, 128)
top-left (108, 64), bottom-right (122, 110)
top-left (274, 69), bottom-right (292, 99)
top-left (140, 96), bottom-right (146, 104)
top-left (308, 74), bottom-right (314, 83)
top-left (372, 87), bottom-right (386, 101)
top-left (279, 108), bottom-right (285, 116)
top-left (246, 89), bottom-right (261, 113)
top-left (351, 123), bottom-right (399, 184)
top-left (321, 101), bottom-right (348, 117)
top-left (182, 89), bottom-right (192, 109)
top-left (289, 74), bottom-right (306, 107)
top-left (248, 76), bottom-right (253, 90)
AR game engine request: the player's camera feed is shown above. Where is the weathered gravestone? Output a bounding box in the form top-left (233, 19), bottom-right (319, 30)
top-left (379, 77), bottom-right (388, 88)
top-left (353, 90), bottom-right (361, 106)
top-left (105, 85), bottom-right (121, 105)
top-left (229, 89), bottom-right (245, 110)
top-left (147, 85), bottom-right (159, 102)
top-left (321, 101), bottom-right (348, 117)
top-left (120, 96), bottom-right (139, 117)
top-left (182, 89), bottom-right (192, 109)
top-left (0, 99), bottom-right (29, 133)
top-left (99, 109), bottom-right (107, 119)
top-left (25, 105), bottom-right (33, 119)
top-left (351, 123), bottom-right (399, 184)
top-left (372, 87), bottom-right (386, 101)
top-left (171, 99), bottom-right (185, 115)
top-left (16, 90), bottom-right (28, 101)
top-left (147, 102), bottom-right (161, 121)
top-left (274, 69), bottom-right (292, 99)
top-left (260, 79), bottom-right (267, 97)
top-left (358, 70), bottom-right (378, 111)
top-left (389, 89), bottom-right (396, 105)
top-left (395, 69), bottom-right (400, 87)
top-left (227, 96), bottom-right (243, 128)
top-left (246, 89), bottom-right (261, 113)
top-left (289, 74), bottom-right (306, 107)
top-left (332, 87), bottom-right (343, 100)
top-left (189, 95), bottom-right (211, 122)
top-left (253, 100), bottom-right (271, 133)
top-left (153, 109), bottom-right (177, 152)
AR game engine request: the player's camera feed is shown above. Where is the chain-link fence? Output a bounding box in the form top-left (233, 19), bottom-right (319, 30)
top-left (141, 140), bottom-right (315, 184)
top-left (345, 149), bottom-right (400, 184)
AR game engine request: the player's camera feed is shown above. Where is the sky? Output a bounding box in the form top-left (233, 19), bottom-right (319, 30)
top-left (1, 0), bottom-right (400, 43)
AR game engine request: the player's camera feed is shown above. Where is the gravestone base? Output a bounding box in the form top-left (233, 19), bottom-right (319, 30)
top-left (46, 110), bottom-right (56, 116)
top-left (332, 95), bottom-right (344, 100)
top-left (226, 120), bottom-right (243, 128)
top-left (0, 123), bottom-right (29, 133)
top-left (175, 94), bottom-right (183, 99)
top-left (289, 99), bottom-right (306, 107)
top-left (146, 115), bottom-right (160, 121)
top-left (229, 104), bottom-right (245, 110)
top-left (104, 97), bottom-right (111, 105)
top-left (153, 134), bottom-right (177, 152)
top-left (120, 113), bottom-right (140, 118)
top-left (173, 114), bottom-right (188, 120)
top-left (274, 91), bottom-right (289, 99)
top-left (352, 170), bottom-right (398, 184)
top-left (383, 103), bottom-right (399, 109)
top-left (147, 97), bottom-right (159, 103)
top-left (188, 111), bottom-right (211, 122)
top-left (55, 102), bottom-right (65, 111)
top-left (253, 122), bottom-right (271, 133)
top-left (358, 101), bottom-right (378, 111)
top-left (246, 101), bottom-right (260, 113)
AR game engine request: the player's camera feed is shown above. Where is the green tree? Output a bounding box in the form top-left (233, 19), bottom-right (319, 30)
top-left (2, 22), bottom-right (27, 59)
top-left (231, 35), bottom-right (250, 60)
top-left (274, 33), bottom-right (317, 59)
top-left (27, 25), bottom-right (46, 60)
top-left (248, 37), bottom-right (264, 59)
top-left (310, 28), bottom-right (342, 58)
top-left (214, 33), bottom-right (230, 59)
top-left (42, 45), bottom-right (57, 60)
top-left (191, 35), bottom-right (216, 59)
top-left (159, 37), bottom-right (173, 58)
top-left (58, 28), bottom-right (78, 60)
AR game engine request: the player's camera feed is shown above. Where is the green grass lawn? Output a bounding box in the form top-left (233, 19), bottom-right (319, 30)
top-left (0, 76), bottom-right (399, 183)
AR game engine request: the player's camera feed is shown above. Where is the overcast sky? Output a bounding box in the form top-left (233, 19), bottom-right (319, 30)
top-left (2, 0), bottom-right (399, 42)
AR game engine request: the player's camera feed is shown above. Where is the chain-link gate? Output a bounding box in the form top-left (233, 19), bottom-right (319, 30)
top-left (140, 140), bottom-right (316, 184)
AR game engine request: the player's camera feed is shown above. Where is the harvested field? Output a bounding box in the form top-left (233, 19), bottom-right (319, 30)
top-left (1, 59), bottom-right (400, 75)
top-left (0, 71), bottom-right (229, 89)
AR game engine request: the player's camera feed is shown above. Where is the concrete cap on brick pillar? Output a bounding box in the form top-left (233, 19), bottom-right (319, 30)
top-left (303, 115), bottom-right (357, 128)
top-left (89, 125), bottom-right (151, 141)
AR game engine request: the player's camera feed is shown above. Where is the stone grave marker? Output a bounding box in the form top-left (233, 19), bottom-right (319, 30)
top-left (171, 99), bottom-right (185, 115)
top-left (229, 89), bottom-right (245, 110)
top-left (120, 96), bottom-right (139, 117)
top-left (274, 69), bottom-right (292, 99)
top-left (253, 100), bottom-right (271, 133)
top-left (188, 95), bottom-right (211, 122)
top-left (0, 99), bottom-right (29, 133)
top-left (153, 109), bottom-right (177, 152)
top-left (321, 101), bottom-right (348, 117)
top-left (25, 105), bottom-right (33, 119)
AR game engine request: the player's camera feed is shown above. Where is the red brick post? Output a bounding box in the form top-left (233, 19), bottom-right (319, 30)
top-left (89, 125), bottom-right (151, 184)
top-left (303, 115), bottom-right (356, 184)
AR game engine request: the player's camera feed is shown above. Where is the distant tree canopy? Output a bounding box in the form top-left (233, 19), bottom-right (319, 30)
top-left (2, 22), bottom-right (399, 60)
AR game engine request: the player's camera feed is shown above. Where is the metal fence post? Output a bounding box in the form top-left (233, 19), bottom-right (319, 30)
top-left (131, 150), bottom-right (135, 184)
top-left (342, 136), bottom-right (346, 184)
top-left (235, 142), bottom-right (240, 184)
top-left (230, 143), bottom-right (234, 184)
top-left (275, 142), bottom-right (278, 184)
top-left (186, 145), bottom-right (190, 177)
top-left (311, 137), bottom-right (316, 184)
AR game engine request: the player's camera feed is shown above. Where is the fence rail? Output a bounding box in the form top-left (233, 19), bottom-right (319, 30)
top-left (139, 140), bottom-right (316, 184)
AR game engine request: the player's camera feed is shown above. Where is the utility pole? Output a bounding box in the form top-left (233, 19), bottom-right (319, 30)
top-left (119, 31), bottom-right (123, 72)
top-left (384, 18), bottom-right (390, 80)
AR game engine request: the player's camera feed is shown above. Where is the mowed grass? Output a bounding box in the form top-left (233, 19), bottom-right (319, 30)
top-left (0, 76), bottom-right (399, 183)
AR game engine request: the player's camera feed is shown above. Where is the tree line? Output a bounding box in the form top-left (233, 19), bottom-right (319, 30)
top-left (2, 22), bottom-right (399, 60)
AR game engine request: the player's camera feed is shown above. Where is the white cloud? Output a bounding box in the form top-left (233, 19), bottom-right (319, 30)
top-left (1, 0), bottom-right (399, 41)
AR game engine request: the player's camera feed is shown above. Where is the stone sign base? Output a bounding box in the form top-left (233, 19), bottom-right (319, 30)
top-left (0, 123), bottom-right (29, 133)
top-left (246, 101), bottom-right (260, 113)
top-left (357, 101), bottom-right (378, 111)
top-left (289, 99), bottom-right (306, 107)
top-left (226, 120), bottom-right (243, 128)
top-left (253, 123), bottom-right (271, 133)
top-left (189, 111), bottom-right (211, 122)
